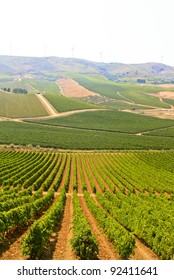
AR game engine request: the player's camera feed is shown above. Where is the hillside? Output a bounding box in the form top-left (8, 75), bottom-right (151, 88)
top-left (1, 55), bottom-right (174, 150)
top-left (1, 57), bottom-right (174, 264)
top-left (1, 56), bottom-right (174, 264)
top-left (0, 55), bottom-right (174, 83)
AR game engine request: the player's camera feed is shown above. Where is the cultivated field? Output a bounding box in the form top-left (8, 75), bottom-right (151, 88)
top-left (28, 109), bottom-right (174, 134)
top-left (44, 95), bottom-right (99, 113)
top-left (0, 92), bottom-right (48, 118)
top-left (0, 148), bottom-right (174, 260)
top-left (1, 75), bottom-right (174, 149)
top-left (68, 75), bottom-right (174, 117)
top-left (1, 67), bottom-right (174, 263)
top-left (57, 78), bottom-right (100, 97)
top-left (1, 74), bottom-right (174, 120)
top-left (26, 80), bottom-right (61, 95)
top-left (2, 119), bottom-right (174, 149)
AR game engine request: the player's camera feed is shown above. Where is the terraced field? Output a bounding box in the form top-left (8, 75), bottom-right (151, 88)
top-left (0, 148), bottom-right (174, 260)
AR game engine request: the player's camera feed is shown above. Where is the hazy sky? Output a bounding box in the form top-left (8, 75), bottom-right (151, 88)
top-left (0, 0), bottom-right (174, 65)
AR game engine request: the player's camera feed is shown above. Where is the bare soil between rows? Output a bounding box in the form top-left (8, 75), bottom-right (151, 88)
top-left (0, 190), bottom-right (159, 260)
top-left (0, 149), bottom-right (160, 260)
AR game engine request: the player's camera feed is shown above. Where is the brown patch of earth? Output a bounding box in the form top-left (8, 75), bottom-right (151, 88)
top-left (154, 91), bottom-right (174, 99)
top-left (57, 78), bottom-right (100, 98)
top-left (133, 90), bottom-right (174, 119)
top-left (131, 239), bottom-right (159, 260)
top-left (0, 228), bottom-right (29, 260)
top-left (124, 107), bottom-right (174, 119)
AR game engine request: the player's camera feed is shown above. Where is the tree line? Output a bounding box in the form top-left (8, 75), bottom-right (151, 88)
top-left (2, 87), bottom-right (28, 94)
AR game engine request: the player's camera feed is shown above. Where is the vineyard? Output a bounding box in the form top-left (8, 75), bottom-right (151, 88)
top-left (0, 148), bottom-right (174, 260)
top-left (0, 92), bottom-right (48, 118)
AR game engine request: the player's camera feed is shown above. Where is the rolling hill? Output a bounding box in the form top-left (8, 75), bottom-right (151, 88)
top-left (1, 55), bottom-right (174, 150)
top-left (0, 55), bottom-right (174, 83)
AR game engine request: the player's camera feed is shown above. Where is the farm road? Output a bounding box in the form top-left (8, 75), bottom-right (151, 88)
top-left (36, 94), bottom-right (58, 116)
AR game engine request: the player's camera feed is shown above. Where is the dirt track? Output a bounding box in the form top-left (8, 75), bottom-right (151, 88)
top-left (0, 104), bottom-right (106, 122)
top-left (36, 94), bottom-right (58, 116)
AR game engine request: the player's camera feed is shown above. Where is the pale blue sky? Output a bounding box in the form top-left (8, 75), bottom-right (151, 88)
top-left (0, 0), bottom-right (174, 65)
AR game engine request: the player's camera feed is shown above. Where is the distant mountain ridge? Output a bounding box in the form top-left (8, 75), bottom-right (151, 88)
top-left (0, 55), bottom-right (174, 81)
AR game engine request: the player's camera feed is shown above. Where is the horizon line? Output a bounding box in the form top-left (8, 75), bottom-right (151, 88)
top-left (0, 54), bottom-right (173, 67)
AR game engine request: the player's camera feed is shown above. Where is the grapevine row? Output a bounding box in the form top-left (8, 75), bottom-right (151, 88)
top-left (70, 191), bottom-right (98, 259)
top-left (0, 188), bottom-right (54, 242)
top-left (21, 188), bottom-right (66, 259)
top-left (84, 191), bottom-right (135, 259)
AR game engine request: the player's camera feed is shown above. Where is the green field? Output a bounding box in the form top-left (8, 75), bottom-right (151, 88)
top-left (100, 100), bottom-right (151, 110)
top-left (0, 78), bottom-right (100, 117)
top-left (1, 74), bottom-right (174, 149)
top-left (27, 110), bottom-right (174, 134)
top-left (68, 74), bottom-right (171, 108)
top-left (0, 80), bottom-right (35, 93)
top-left (1, 121), bottom-right (174, 150)
top-left (0, 92), bottom-right (48, 118)
top-left (26, 80), bottom-right (61, 95)
top-left (44, 95), bottom-right (100, 112)
top-left (68, 74), bottom-right (125, 99)
top-left (1, 74), bottom-right (173, 118)
top-left (0, 74), bottom-right (13, 82)
top-left (163, 98), bottom-right (174, 106)
top-left (146, 126), bottom-right (174, 137)
top-left (118, 90), bottom-right (170, 108)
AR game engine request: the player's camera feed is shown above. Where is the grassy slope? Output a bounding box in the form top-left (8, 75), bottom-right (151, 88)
top-left (0, 92), bottom-right (48, 118)
top-left (0, 80), bottom-right (35, 93)
top-left (44, 95), bottom-right (100, 112)
top-left (26, 80), bottom-right (61, 95)
top-left (0, 74), bottom-right (13, 82)
top-left (119, 90), bottom-right (170, 108)
top-left (100, 100), bottom-right (151, 110)
top-left (147, 127), bottom-right (174, 137)
top-left (163, 99), bottom-right (174, 106)
top-left (27, 110), bottom-right (174, 134)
